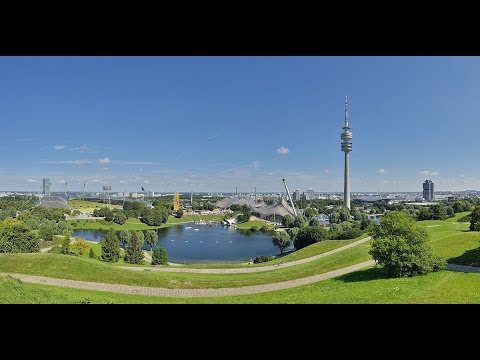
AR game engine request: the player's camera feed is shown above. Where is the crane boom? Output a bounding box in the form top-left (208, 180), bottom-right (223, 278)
top-left (282, 178), bottom-right (298, 217)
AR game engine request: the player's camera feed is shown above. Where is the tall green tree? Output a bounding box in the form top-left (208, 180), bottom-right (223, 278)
top-left (100, 228), bottom-right (120, 262)
top-left (271, 231), bottom-right (291, 254)
top-left (118, 230), bottom-right (131, 248)
top-left (282, 214), bottom-right (295, 228)
top-left (61, 234), bottom-right (71, 254)
top-left (124, 231), bottom-right (144, 264)
top-left (152, 247), bottom-right (168, 265)
top-left (369, 211), bottom-right (444, 277)
top-left (145, 230), bottom-right (158, 250)
top-left (38, 223), bottom-right (55, 241)
top-left (294, 226), bottom-right (328, 250)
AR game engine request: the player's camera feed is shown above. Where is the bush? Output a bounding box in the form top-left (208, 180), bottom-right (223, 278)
top-left (152, 247), bottom-right (168, 265)
top-left (61, 234), bottom-right (71, 255)
top-left (88, 247), bottom-right (96, 259)
top-left (38, 223), bottom-right (55, 241)
top-left (71, 238), bottom-right (91, 256)
top-left (253, 255), bottom-right (275, 264)
top-left (334, 227), bottom-right (363, 240)
top-left (48, 245), bottom-right (62, 254)
top-left (369, 211), bottom-right (445, 277)
top-left (113, 212), bottom-right (127, 225)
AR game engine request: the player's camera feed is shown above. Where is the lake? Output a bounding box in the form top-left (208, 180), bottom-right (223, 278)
top-left (73, 223), bottom-right (290, 264)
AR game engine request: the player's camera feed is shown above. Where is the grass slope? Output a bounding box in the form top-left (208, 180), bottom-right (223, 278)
top-left (0, 242), bottom-right (371, 289)
top-left (3, 268), bottom-right (480, 303)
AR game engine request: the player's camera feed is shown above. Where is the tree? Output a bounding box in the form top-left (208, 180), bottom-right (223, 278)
top-left (61, 234), bottom-right (71, 254)
top-left (303, 207), bottom-right (317, 219)
top-left (271, 231), bottom-right (291, 254)
top-left (294, 226), bottom-right (328, 250)
top-left (309, 217), bottom-right (320, 226)
top-left (100, 228), bottom-right (120, 262)
top-left (113, 212), bottom-right (127, 225)
top-left (329, 211), bottom-right (340, 224)
top-left (286, 227), bottom-right (300, 244)
top-left (124, 231), bottom-right (144, 264)
top-left (469, 206), bottom-right (480, 231)
top-left (89, 247), bottom-right (96, 259)
top-left (152, 247), bottom-right (168, 265)
top-left (118, 230), bottom-right (131, 248)
top-left (339, 208), bottom-right (351, 222)
top-left (38, 223), bottom-right (55, 241)
top-left (282, 214), bottom-right (295, 228)
top-left (0, 222), bottom-right (39, 253)
top-left (293, 214), bottom-right (307, 228)
top-left (175, 208), bottom-right (184, 218)
top-left (369, 211), bottom-right (445, 277)
top-left (145, 230), bottom-right (158, 250)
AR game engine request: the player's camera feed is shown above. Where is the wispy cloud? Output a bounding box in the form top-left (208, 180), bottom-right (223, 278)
top-left (98, 157), bottom-right (111, 165)
top-left (69, 144), bottom-right (100, 153)
top-left (420, 170), bottom-right (439, 176)
top-left (27, 179), bottom-right (38, 183)
top-left (377, 168), bottom-right (386, 175)
top-left (53, 145), bottom-right (66, 151)
top-left (119, 180), bottom-right (127, 184)
top-left (277, 146), bottom-right (290, 155)
top-left (323, 170), bottom-right (329, 175)
top-left (144, 180), bottom-right (150, 184)
top-left (114, 161), bottom-right (161, 165)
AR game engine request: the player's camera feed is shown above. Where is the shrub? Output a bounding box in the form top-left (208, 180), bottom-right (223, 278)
top-left (71, 238), bottom-right (91, 256)
top-left (152, 247), bottom-right (168, 265)
top-left (113, 212), bottom-right (127, 225)
top-left (253, 255), bottom-right (275, 264)
top-left (61, 234), bottom-right (71, 255)
top-left (38, 223), bottom-right (55, 241)
top-left (88, 247), bottom-right (96, 259)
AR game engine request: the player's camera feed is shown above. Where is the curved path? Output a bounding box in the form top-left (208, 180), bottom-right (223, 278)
top-left (0, 260), bottom-right (375, 298)
top-left (119, 236), bottom-right (372, 274)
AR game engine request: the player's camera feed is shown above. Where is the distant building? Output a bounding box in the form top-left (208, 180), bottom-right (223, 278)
top-left (423, 180), bottom-right (434, 201)
top-left (42, 178), bottom-right (51, 196)
top-left (293, 189), bottom-right (300, 201)
top-left (306, 189), bottom-right (315, 200)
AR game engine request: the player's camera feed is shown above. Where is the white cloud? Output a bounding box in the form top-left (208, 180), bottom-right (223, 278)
top-left (114, 161), bottom-right (161, 165)
top-left (53, 145), bottom-right (66, 151)
top-left (119, 180), bottom-right (127, 184)
top-left (276, 146), bottom-right (290, 155)
top-left (144, 180), bottom-right (150, 184)
top-left (27, 179), bottom-right (38, 183)
top-left (98, 157), bottom-right (111, 164)
top-left (323, 170), bottom-right (329, 174)
top-left (377, 168), bottom-right (386, 175)
top-left (419, 170), bottom-right (439, 176)
top-left (92, 179), bottom-right (102, 183)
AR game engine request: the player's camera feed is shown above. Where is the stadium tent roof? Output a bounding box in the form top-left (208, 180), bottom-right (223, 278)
top-left (215, 196), bottom-right (295, 218)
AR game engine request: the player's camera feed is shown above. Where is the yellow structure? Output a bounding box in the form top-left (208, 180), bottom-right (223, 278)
top-left (173, 192), bottom-right (180, 211)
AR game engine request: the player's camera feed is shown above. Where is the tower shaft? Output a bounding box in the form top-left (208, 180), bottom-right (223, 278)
top-left (344, 152), bottom-right (350, 209)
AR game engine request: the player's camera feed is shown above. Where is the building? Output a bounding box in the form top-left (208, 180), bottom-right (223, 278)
top-left (293, 189), bottom-right (300, 201)
top-left (341, 96), bottom-right (352, 209)
top-left (42, 178), bottom-right (51, 196)
top-left (423, 180), bottom-right (434, 201)
top-left (173, 192), bottom-right (180, 211)
top-left (305, 189), bottom-right (315, 200)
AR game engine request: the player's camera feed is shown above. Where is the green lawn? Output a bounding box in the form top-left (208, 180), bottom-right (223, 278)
top-left (420, 212), bottom-right (480, 264)
top-left (68, 200), bottom-right (121, 213)
top-left (3, 268), bottom-right (480, 303)
top-left (0, 242), bottom-right (371, 289)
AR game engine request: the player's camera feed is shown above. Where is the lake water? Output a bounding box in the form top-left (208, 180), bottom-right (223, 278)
top-left (73, 224), bottom-right (290, 264)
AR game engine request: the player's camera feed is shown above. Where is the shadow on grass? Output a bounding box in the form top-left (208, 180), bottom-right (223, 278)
top-left (333, 266), bottom-right (390, 283)
top-left (448, 245), bottom-right (480, 267)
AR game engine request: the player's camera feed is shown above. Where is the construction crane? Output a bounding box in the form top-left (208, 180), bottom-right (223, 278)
top-left (282, 178), bottom-right (298, 217)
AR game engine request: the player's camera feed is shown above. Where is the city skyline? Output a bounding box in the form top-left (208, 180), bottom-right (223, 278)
top-left (1, 56), bottom-right (480, 193)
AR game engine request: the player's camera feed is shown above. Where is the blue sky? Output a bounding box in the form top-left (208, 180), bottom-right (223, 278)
top-left (1, 56), bottom-right (479, 193)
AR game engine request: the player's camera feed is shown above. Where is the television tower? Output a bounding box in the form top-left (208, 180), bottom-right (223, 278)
top-left (341, 95), bottom-right (352, 209)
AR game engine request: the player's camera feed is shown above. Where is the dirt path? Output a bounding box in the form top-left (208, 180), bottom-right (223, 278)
top-left (0, 260), bottom-right (375, 298)
top-left (119, 236), bottom-right (372, 274)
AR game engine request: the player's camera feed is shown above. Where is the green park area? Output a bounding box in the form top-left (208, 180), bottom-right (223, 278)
top-left (1, 211), bottom-right (480, 303)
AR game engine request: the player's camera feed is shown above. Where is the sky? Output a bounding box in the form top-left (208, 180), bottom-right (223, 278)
top-left (1, 56), bottom-right (480, 194)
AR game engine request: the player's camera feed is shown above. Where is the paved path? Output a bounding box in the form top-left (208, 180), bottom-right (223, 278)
top-left (447, 263), bottom-right (480, 274)
top-left (0, 260), bottom-right (375, 298)
top-left (119, 236), bottom-right (372, 274)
